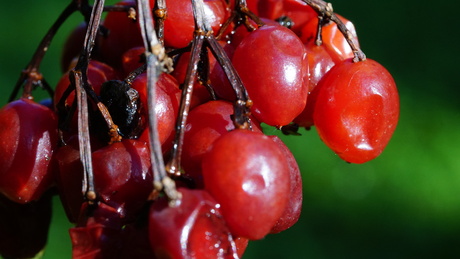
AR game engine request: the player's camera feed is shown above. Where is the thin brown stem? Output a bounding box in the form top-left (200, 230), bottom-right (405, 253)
top-left (9, 1), bottom-right (77, 102)
top-left (137, 0), bottom-right (180, 204)
top-left (237, 0), bottom-right (264, 29)
top-left (71, 0), bottom-right (107, 203)
top-left (72, 71), bottom-right (96, 202)
top-left (164, 0), bottom-right (208, 177)
top-left (207, 36), bottom-right (251, 129)
top-left (303, 0), bottom-right (366, 62)
top-left (166, 34), bottom-right (204, 177)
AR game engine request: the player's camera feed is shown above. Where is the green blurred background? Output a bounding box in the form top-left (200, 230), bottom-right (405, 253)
top-left (1, 0), bottom-right (459, 258)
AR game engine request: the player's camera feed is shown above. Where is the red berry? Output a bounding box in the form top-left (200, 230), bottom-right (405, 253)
top-left (172, 41), bottom-right (235, 102)
top-left (54, 142), bottom-right (85, 223)
top-left (0, 98), bottom-right (58, 203)
top-left (155, 0), bottom-right (230, 49)
top-left (232, 23), bottom-right (309, 126)
top-left (61, 22), bottom-right (90, 72)
top-left (281, 0), bottom-right (317, 34)
top-left (202, 129), bottom-right (290, 240)
top-left (314, 58), bottom-right (399, 163)
top-left (134, 72), bottom-right (181, 147)
top-left (121, 46), bottom-right (146, 77)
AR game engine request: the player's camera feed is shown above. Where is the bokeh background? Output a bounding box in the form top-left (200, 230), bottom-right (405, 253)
top-left (1, 0), bottom-right (459, 258)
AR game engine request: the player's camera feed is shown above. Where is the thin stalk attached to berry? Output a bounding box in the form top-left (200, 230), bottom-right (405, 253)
top-left (9, 1), bottom-right (78, 102)
top-left (206, 38), bottom-right (252, 129)
top-left (303, 0), bottom-right (366, 62)
top-left (236, 0), bottom-right (265, 30)
top-left (165, 32), bottom-right (205, 177)
top-left (137, 0), bottom-right (181, 204)
top-left (165, 0), bottom-right (211, 177)
top-left (69, 0), bottom-right (107, 203)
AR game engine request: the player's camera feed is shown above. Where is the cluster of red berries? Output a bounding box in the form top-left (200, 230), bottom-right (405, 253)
top-left (0, 0), bottom-right (399, 258)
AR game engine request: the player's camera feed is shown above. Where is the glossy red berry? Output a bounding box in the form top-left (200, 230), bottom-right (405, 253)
top-left (121, 46), bottom-right (146, 77)
top-left (61, 22), bottom-right (90, 72)
top-left (314, 58), bottom-right (399, 163)
top-left (256, 0), bottom-right (317, 35)
top-left (202, 129), bottom-right (290, 240)
top-left (232, 23), bottom-right (309, 126)
top-left (134, 72), bottom-right (181, 148)
top-left (0, 98), bottom-right (58, 203)
top-left (154, 0), bottom-right (230, 49)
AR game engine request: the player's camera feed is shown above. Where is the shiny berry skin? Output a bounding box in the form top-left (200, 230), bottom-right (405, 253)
top-left (314, 58), bottom-right (399, 164)
top-left (149, 188), bottom-right (240, 259)
top-left (232, 23), bottom-right (309, 126)
top-left (134, 72), bottom-right (181, 147)
top-left (0, 98), bottom-right (58, 203)
top-left (202, 129), bottom-right (290, 240)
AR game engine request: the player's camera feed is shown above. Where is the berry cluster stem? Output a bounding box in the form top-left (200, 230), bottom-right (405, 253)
top-left (303, 0), bottom-right (366, 62)
top-left (137, 0), bottom-right (181, 204)
top-left (9, 1), bottom-right (77, 102)
top-left (70, 0), bottom-right (107, 202)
